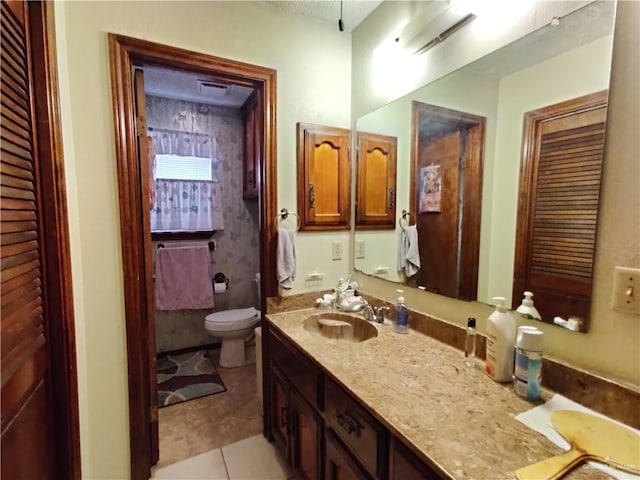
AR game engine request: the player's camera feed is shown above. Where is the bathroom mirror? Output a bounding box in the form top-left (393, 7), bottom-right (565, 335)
top-left (353, 1), bottom-right (615, 323)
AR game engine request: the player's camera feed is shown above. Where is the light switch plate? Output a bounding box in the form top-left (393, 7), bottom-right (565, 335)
top-left (355, 241), bottom-right (366, 259)
top-left (611, 266), bottom-right (640, 315)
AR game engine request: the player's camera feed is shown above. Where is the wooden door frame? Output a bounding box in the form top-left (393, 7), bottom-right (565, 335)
top-left (17, 1), bottom-right (81, 478)
top-left (409, 101), bottom-right (485, 300)
top-left (108, 34), bottom-right (278, 479)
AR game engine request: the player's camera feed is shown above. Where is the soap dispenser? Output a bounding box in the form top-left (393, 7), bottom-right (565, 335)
top-left (516, 291), bottom-right (541, 321)
top-left (485, 297), bottom-right (516, 383)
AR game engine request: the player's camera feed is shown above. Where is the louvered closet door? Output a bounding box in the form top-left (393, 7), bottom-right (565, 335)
top-left (514, 90), bottom-right (608, 326)
top-left (531, 109), bottom-right (606, 284)
top-left (1, 1), bottom-right (55, 478)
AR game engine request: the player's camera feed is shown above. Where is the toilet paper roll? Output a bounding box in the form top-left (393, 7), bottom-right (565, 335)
top-left (214, 282), bottom-right (227, 294)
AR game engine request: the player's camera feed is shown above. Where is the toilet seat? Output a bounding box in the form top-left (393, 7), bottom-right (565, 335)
top-left (205, 307), bottom-right (259, 332)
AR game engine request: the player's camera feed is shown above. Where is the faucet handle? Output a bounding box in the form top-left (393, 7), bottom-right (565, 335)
top-left (377, 306), bottom-right (390, 322)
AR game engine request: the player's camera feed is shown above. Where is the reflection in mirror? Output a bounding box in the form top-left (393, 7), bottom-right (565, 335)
top-left (512, 90), bottom-right (608, 332)
top-left (353, 1), bottom-right (615, 331)
top-left (409, 102), bottom-right (485, 301)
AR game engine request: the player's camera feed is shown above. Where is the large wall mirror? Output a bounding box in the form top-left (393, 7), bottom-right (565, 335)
top-left (353, 1), bottom-right (615, 331)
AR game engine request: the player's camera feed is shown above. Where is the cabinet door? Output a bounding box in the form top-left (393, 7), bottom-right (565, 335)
top-left (242, 91), bottom-right (262, 199)
top-left (356, 132), bottom-right (397, 229)
top-left (390, 439), bottom-right (441, 480)
top-left (269, 365), bottom-right (289, 458)
top-left (297, 123), bottom-right (351, 231)
top-left (325, 429), bottom-right (371, 480)
top-left (290, 390), bottom-right (323, 480)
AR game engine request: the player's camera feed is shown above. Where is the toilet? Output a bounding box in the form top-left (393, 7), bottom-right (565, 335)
top-left (204, 273), bottom-right (261, 368)
top-left (205, 307), bottom-right (260, 368)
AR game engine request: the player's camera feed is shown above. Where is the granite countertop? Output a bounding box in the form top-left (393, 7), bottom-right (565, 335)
top-left (266, 308), bottom-right (614, 480)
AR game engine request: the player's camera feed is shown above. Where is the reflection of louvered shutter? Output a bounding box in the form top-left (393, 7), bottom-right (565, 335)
top-left (531, 120), bottom-right (604, 281)
top-left (513, 91), bottom-right (608, 327)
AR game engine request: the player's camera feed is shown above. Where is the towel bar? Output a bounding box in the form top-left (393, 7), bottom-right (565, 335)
top-left (275, 208), bottom-right (301, 231)
top-left (398, 209), bottom-right (414, 229)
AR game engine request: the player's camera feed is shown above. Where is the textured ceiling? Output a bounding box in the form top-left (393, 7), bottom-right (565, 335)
top-left (260, 0), bottom-right (382, 33)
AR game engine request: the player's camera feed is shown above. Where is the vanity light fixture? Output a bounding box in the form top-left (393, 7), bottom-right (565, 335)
top-left (395, 1), bottom-right (476, 55)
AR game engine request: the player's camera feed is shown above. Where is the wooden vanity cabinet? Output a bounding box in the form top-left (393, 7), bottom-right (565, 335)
top-left (356, 132), bottom-right (397, 229)
top-left (265, 325), bottom-right (442, 480)
top-left (325, 378), bottom-right (388, 479)
top-left (390, 438), bottom-right (442, 480)
top-left (326, 428), bottom-right (373, 480)
top-left (268, 329), bottom-right (324, 480)
top-left (241, 90), bottom-right (262, 199)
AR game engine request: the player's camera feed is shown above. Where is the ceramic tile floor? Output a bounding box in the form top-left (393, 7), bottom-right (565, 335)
top-left (151, 434), bottom-right (293, 480)
top-left (157, 349), bottom-right (263, 468)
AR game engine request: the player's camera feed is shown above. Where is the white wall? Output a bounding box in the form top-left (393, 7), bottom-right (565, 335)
top-left (55, 1), bottom-right (351, 477)
top-left (352, 1), bottom-right (640, 387)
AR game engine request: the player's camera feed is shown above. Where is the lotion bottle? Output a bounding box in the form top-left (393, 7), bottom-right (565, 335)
top-left (485, 297), bottom-right (516, 382)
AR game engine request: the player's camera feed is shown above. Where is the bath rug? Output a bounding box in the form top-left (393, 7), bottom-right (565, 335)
top-left (157, 349), bottom-right (226, 407)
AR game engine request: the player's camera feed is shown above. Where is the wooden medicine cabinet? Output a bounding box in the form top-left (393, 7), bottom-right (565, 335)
top-left (356, 132), bottom-right (398, 229)
top-left (296, 123), bottom-right (351, 231)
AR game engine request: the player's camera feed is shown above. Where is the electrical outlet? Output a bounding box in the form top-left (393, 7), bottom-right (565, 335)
top-left (355, 241), bottom-right (366, 259)
top-left (331, 241), bottom-right (343, 261)
top-left (611, 266), bottom-right (640, 315)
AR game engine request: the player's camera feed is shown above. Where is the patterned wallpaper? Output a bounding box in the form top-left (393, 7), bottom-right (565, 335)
top-left (146, 95), bottom-right (260, 352)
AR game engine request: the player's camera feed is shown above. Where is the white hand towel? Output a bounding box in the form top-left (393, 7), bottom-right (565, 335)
top-left (277, 229), bottom-right (296, 289)
top-left (397, 225), bottom-right (421, 277)
top-left (405, 225), bottom-right (421, 277)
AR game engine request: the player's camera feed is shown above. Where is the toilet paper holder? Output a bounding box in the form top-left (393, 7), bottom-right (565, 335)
top-left (213, 272), bottom-right (229, 293)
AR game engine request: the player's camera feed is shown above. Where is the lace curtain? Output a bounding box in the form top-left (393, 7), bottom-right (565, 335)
top-left (148, 129), bottom-right (224, 232)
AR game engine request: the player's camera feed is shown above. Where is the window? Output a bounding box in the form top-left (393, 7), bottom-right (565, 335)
top-left (154, 154), bottom-right (213, 181)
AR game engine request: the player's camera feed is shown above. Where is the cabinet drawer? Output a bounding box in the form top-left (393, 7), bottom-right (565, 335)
top-left (326, 428), bottom-right (373, 480)
top-left (268, 328), bottom-right (323, 411)
top-left (325, 378), bottom-right (387, 479)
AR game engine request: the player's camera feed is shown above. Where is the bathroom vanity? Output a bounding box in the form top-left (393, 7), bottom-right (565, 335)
top-left (264, 309), bottom-right (616, 480)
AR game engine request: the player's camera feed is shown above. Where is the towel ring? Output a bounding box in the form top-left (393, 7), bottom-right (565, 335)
top-left (398, 209), bottom-right (414, 229)
top-left (275, 208), bottom-right (301, 231)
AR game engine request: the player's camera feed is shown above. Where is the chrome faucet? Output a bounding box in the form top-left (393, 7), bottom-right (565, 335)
top-left (361, 305), bottom-right (390, 324)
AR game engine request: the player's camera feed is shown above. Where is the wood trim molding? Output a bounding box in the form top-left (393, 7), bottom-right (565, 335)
top-left (108, 33), bottom-right (277, 479)
top-left (28, 2), bottom-right (81, 478)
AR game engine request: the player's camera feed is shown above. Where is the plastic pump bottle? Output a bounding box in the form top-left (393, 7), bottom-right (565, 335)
top-left (393, 295), bottom-right (409, 334)
top-left (485, 297), bottom-right (516, 382)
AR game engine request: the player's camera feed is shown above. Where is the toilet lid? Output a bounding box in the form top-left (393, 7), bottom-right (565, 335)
top-left (205, 307), bottom-right (259, 331)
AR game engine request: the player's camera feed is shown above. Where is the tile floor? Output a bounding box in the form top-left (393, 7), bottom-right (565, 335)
top-left (157, 349), bottom-right (263, 468)
top-left (151, 434), bottom-right (293, 480)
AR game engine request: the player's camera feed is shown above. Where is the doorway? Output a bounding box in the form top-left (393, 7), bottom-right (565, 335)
top-left (409, 102), bottom-right (485, 300)
top-left (109, 34), bottom-right (278, 480)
